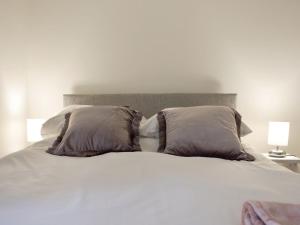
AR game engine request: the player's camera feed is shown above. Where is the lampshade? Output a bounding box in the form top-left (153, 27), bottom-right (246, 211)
top-left (268, 122), bottom-right (289, 146)
top-left (27, 119), bottom-right (46, 142)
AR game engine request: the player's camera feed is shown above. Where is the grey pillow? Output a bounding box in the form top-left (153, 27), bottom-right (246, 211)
top-left (47, 106), bottom-right (142, 157)
top-left (157, 106), bottom-right (255, 161)
top-left (41, 105), bottom-right (92, 138)
top-left (140, 112), bottom-right (252, 139)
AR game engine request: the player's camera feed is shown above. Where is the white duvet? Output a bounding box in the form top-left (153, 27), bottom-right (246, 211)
top-left (0, 138), bottom-right (300, 225)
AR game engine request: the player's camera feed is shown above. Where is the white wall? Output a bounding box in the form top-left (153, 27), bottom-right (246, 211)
top-left (2, 0), bottom-right (300, 156)
top-left (0, 0), bottom-right (28, 157)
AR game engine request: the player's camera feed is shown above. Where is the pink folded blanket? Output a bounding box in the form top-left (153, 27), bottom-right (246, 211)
top-left (241, 201), bottom-right (300, 225)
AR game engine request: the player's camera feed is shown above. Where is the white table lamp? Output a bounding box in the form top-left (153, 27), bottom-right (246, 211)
top-left (27, 119), bottom-right (46, 143)
top-left (268, 122), bottom-right (289, 157)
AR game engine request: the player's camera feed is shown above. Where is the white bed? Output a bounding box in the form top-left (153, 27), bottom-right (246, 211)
top-left (0, 93), bottom-right (300, 225)
top-left (0, 138), bottom-right (300, 225)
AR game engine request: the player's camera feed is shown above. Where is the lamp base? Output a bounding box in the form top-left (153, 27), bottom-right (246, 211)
top-left (268, 149), bottom-right (286, 158)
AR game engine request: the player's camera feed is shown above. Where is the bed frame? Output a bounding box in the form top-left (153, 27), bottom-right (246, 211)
top-left (63, 93), bottom-right (236, 117)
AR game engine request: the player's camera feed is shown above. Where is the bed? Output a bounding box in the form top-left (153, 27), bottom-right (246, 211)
top-left (0, 93), bottom-right (300, 225)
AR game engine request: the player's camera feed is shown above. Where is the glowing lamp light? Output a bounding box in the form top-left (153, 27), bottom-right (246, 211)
top-left (6, 89), bottom-right (24, 116)
top-left (268, 122), bottom-right (289, 157)
top-left (26, 119), bottom-right (46, 143)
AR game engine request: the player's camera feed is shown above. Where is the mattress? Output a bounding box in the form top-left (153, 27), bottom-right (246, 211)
top-left (0, 138), bottom-right (300, 225)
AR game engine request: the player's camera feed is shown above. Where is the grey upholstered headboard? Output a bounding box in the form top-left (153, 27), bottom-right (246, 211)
top-left (63, 93), bottom-right (236, 118)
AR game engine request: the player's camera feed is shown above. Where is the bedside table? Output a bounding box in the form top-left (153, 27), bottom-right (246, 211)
top-left (263, 153), bottom-right (300, 172)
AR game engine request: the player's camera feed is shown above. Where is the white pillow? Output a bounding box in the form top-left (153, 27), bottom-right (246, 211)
top-left (139, 137), bottom-right (159, 152)
top-left (139, 113), bottom-right (252, 138)
top-left (139, 115), bottom-right (160, 138)
top-left (41, 105), bottom-right (92, 138)
top-left (240, 122), bottom-right (252, 137)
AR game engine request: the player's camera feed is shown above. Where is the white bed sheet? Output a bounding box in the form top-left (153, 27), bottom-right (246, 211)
top-left (0, 138), bottom-right (300, 225)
